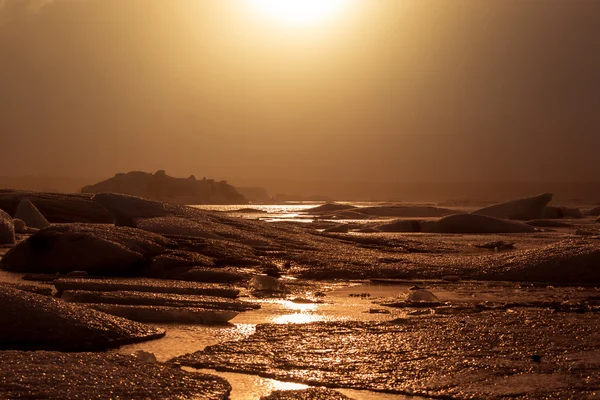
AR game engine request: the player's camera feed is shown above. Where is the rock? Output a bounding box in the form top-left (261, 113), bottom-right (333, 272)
top-left (12, 218), bottom-right (27, 233)
top-left (558, 206), bottom-right (584, 219)
top-left (0, 209), bottom-right (15, 244)
top-left (541, 206), bottom-right (564, 219)
top-left (356, 206), bottom-right (455, 218)
top-left (377, 219), bottom-right (422, 232)
top-left (542, 206), bottom-right (584, 219)
top-left (473, 193), bottom-right (553, 220)
top-left (92, 193), bottom-right (187, 226)
top-left (0, 282), bottom-right (52, 296)
top-left (475, 241), bottom-right (516, 250)
top-left (251, 275), bottom-right (285, 292)
top-left (14, 199), bottom-right (50, 229)
top-left (260, 388), bottom-right (353, 400)
top-left (66, 270), bottom-right (88, 277)
top-left (90, 304), bottom-right (239, 324)
top-left (478, 240), bottom-right (600, 283)
top-left (82, 170), bottom-right (247, 205)
top-left (133, 350), bottom-right (158, 363)
top-left (425, 214), bottom-right (537, 234)
top-left (575, 228), bottom-right (599, 236)
top-left (588, 206), bottom-right (600, 216)
top-left (0, 189), bottom-right (114, 224)
top-left (176, 266), bottom-right (252, 283)
top-left (136, 216), bottom-right (221, 239)
top-left (323, 224), bottom-right (350, 233)
top-left (60, 289), bottom-right (258, 311)
top-left (407, 289), bottom-right (440, 303)
top-left (442, 275), bottom-right (461, 282)
top-left (526, 219), bottom-right (574, 228)
top-left (0, 351), bottom-right (231, 399)
top-left (54, 277), bottom-right (240, 298)
top-left (0, 223), bottom-right (173, 275)
top-left (0, 285), bottom-right (164, 351)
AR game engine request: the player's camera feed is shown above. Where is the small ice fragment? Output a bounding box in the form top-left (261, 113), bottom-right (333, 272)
top-left (407, 289), bottom-right (440, 303)
top-left (134, 350), bottom-right (157, 363)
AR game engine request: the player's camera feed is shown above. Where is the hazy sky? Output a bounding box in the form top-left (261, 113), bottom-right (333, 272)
top-left (1, 0), bottom-right (599, 182)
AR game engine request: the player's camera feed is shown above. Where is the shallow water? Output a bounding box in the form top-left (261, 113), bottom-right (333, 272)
top-left (116, 283), bottom-right (417, 399)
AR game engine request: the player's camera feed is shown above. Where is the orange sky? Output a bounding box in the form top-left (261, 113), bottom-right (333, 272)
top-left (1, 0), bottom-right (599, 182)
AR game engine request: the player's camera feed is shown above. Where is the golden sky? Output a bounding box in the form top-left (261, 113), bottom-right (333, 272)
top-left (1, 0), bottom-right (599, 182)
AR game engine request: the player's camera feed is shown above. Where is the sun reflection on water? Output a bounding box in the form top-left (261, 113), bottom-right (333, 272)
top-left (272, 313), bottom-right (324, 324)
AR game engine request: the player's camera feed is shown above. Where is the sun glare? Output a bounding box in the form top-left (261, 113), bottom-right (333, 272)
top-left (247, 0), bottom-right (350, 27)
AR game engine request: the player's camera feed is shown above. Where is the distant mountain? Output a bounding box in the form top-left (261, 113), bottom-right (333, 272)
top-left (81, 170), bottom-right (247, 205)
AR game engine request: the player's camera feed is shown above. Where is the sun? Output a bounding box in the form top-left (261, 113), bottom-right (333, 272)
top-left (246, 0), bottom-right (350, 27)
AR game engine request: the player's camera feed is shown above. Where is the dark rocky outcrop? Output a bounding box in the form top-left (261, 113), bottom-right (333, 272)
top-left (0, 224), bottom-right (174, 275)
top-left (473, 193), bottom-right (553, 220)
top-left (0, 286), bottom-right (164, 351)
top-left (82, 170), bottom-right (247, 205)
top-left (0, 209), bottom-right (15, 244)
top-left (0, 189), bottom-right (114, 224)
top-left (14, 198), bottom-right (50, 229)
top-left (0, 351), bottom-right (231, 399)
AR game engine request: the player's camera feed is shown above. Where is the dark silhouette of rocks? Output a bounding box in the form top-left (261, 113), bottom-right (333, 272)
top-left (0, 189), bottom-right (114, 224)
top-left (0, 351), bottom-right (231, 399)
top-left (0, 285), bottom-right (164, 351)
top-left (0, 209), bottom-right (15, 244)
top-left (82, 170), bottom-right (247, 204)
top-left (14, 199), bottom-right (50, 229)
top-left (473, 193), bottom-right (553, 220)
